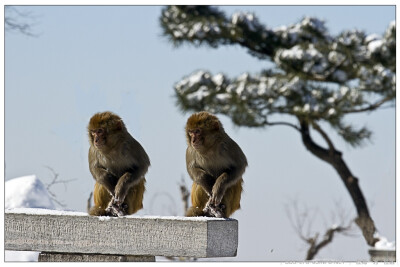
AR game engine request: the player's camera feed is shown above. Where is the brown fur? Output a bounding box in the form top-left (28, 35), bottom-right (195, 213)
top-left (88, 111), bottom-right (150, 216)
top-left (185, 111), bottom-right (247, 218)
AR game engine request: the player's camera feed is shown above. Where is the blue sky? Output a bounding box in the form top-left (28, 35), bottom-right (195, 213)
top-left (4, 5), bottom-right (395, 261)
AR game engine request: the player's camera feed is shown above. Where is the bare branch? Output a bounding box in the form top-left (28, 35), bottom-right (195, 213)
top-left (306, 225), bottom-right (350, 260)
top-left (5, 6), bottom-right (39, 37)
top-left (266, 121), bottom-right (301, 132)
top-left (44, 166), bottom-right (77, 191)
top-left (285, 199), bottom-right (355, 260)
top-left (43, 166), bottom-right (76, 208)
top-left (87, 192), bottom-right (93, 213)
top-left (342, 96), bottom-right (393, 114)
top-left (178, 176), bottom-right (191, 214)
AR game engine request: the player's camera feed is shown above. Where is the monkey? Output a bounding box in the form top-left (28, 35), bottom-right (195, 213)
top-left (87, 111), bottom-right (150, 217)
top-left (185, 111), bottom-right (247, 218)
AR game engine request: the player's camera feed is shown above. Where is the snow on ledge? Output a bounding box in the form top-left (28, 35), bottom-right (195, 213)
top-left (6, 208), bottom-right (87, 216)
top-left (373, 232), bottom-right (396, 251)
top-left (5, 208), bottom-right (232, 222)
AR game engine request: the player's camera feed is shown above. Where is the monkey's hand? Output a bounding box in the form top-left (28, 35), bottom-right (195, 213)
top-left (105, 198), bottom-right (128, 217)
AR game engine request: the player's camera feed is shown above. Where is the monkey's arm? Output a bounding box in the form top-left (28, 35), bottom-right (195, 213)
top-left (186, 148), bottom-right (215, 195)
top-left (209, 140), bottom-right (247, 205)
top-left (210, 166), bottom-right (245, 205)
top-left (187, 165), bottom-right (216, 196)
top-left (113, 167), bottom-right (146, 204)
top-left (89, 165), bottom-right (117, 196)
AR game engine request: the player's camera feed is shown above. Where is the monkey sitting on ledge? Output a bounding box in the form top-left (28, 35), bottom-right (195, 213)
top-left (87, 111), bottom-right (150, 217)
top-left (185, 111), bottom-right (248, 218)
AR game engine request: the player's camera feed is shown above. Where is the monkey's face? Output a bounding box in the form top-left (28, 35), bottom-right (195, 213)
top-left (90, 128), bottom-right (107, 149)
top-left (188, 128), bottom-right (204, 150)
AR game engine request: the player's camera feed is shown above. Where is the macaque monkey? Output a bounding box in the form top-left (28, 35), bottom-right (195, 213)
top-left (185, 111), bottom-right (247, 218)
top-left (87, 111), bottom-right (150, 216)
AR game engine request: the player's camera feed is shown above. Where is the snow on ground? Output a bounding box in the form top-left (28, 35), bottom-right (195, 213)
top-left (5, 175), bottom-right (55, 209)
top-left (4, 251), bottom-right (39, 262)
top-left (5, 175), bottom-right (56, 262)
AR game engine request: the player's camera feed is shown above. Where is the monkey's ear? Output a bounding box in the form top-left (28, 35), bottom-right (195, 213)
top-left (115, 120), bottom-right (123, 131)
top-left (213, 122), bottom-right (220, 131)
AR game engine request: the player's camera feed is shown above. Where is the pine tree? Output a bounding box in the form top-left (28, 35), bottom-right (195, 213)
top-left (160, 6), bottom-right (395, 247)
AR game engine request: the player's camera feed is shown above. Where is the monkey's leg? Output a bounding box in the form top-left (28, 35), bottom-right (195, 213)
top-left (203, 178), bottom-right (243, 218)
top-left (106, 178), bottom-right (146, 216)
top-left (124, 178), bottom-right (145, 215)
top-left (186, 183), bottom-right (209, 217)
top-left (106, 171), bottom-right (143, 217)
top-left (220, 179), bottom-right (243, 218)
top-left (90, 182), bottom-right (113, 216)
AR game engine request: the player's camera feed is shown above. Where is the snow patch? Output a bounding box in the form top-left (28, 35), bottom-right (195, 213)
top-left (188, 22), bottom-right (205, 38)
top-left (6, 207), bottom-right (87, 216)
top-left (301, 17), bottom-right (327, 34)
top-left (375, 238), bottom-right (396, 251)
top-left (212, 73), bottom-right (225, 87)
top-left (5, 175), bottom-right (55, 210)
top-left (6, 208), bottom-right (229, 221)
top-left (188, 71), bottom-right (209, 86)
top-left (215, 93), bottom-right (231, 102)
top-left (373, 233), bottom-right (396, 251)
top-left (368, 39), bottom-right (383, 53)
top-left (187, 85), bottom-right (210, 102)
top-left (5, 175), bottom-right (58, 262)
top-left (5, 251), bottom-right (39, 262)
top-left (232, 12), bottom-right (260, 32)
top-left (365, 33), bottom-right (380, 43)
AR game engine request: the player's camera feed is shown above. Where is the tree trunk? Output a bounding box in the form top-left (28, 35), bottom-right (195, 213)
top-left (299, 120), bottom-right (379, 247)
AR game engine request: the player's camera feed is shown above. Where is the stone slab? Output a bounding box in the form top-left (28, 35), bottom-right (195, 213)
top-left (5, 209), bottom-right (238, 258)
top-left (38, 252), bottom-right (155, 262)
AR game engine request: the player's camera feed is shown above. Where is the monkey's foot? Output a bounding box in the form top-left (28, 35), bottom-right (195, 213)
top-left (203, 203), bottom-right (225, 218)
top-left (105, 203), bottom-right (127, 217)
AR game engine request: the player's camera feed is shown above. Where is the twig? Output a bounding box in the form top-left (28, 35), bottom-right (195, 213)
top-left (342, 96), bottom-right (393, 114)
top-left (178, 176), bottom-right (190, 214)
top-left (305, 225), bottom-right (350, 260)
top-left (285, 198), bottom-right (354, 260)
top-left (43, 166), bottom-right (76, 208)
top-left (265, 120), bottom-right (301, 132)
top-left (5, 6), bottom-right (39, 36)
top-left (87, 192), bottom-right (93, 213)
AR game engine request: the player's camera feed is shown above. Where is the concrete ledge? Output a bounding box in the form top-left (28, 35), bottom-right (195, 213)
top-left (5, 208), bottom-right (238, 258)
top-left (38, 252), bottom-right (155, 262)
top-left (368, 249), bottom-right (396, 262)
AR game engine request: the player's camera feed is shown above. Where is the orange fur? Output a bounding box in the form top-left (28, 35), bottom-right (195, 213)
top-left (186, 179), bottom-right (243, 218)
top-left (90, 179), bottom-right (146, 216)
top-left (185, 111), bottom-right (222, 132)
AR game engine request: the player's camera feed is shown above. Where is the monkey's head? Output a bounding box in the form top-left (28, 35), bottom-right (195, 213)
top-left (185, 111), bottom-right (224, 151)
top-left (88, 111), bottom-right (126, 149)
